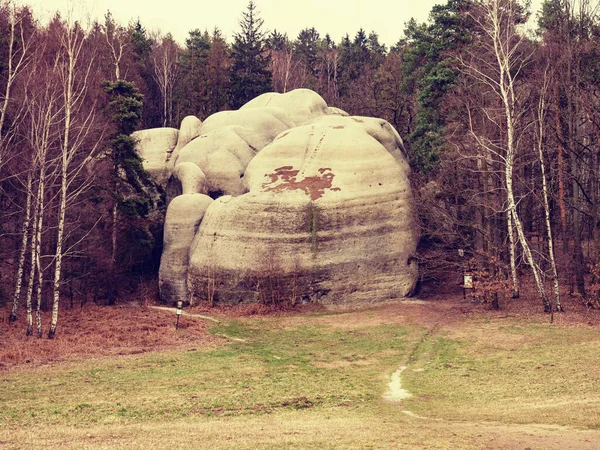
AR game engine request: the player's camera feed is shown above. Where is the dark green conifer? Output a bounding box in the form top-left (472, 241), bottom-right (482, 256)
top-left (230, 1), bottom-right (272, 108)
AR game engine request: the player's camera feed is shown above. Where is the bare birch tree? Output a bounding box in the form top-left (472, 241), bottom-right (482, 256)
top-left (8, 169), bottom-right (32, 322)
top-left (460, 0), bottom-right (553, 311)
top-left (48, 17), bottom-right (104, 338)
top-left (151, 33), bottom-right (179, 127)
top-left (22, 63), bottom-right (62, 335)
top-left (1, 4), bottom-right (35, 322)
top-left (102, 12), bottom-right (128, 81)
top-left (270, 45), bottom-right (298, 93)
top-left (536, 65), bottom-right (563, 311)
top-left (0, 1), bottom-right (33, 166)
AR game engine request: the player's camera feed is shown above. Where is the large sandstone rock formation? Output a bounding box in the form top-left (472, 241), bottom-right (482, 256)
top-left (142, 89), bottom-right (418, 305)
top-left (186, 117), bottom-right (418, 306)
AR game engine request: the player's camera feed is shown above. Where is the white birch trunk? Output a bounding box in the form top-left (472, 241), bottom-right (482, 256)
top-left (490, 0), bottom-right (551, 311)
top-left (506, 207), bottom-right (520, 298)
top-left (25, 178), bottom-right (41, 336)
top-left (0, 7), bottom-right (16, 142)
top-left (34, 170), bottom-right (45, 338)
top-left (112, 203), bottom-right (118, 263)
top-left (0, 4), bottom-right (32, 144)
top-left (537, 75), bottom-right (562, 311)
top-left (49, 53), bottom-right (73, 338)
top-left (9, 171), bottom-right (33, 322)
top-left (49, 18), bottom-right (93, 338)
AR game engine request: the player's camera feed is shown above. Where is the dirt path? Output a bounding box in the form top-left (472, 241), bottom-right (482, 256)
top-left (150, 306), bottom-right (220, 322)
top-left (383, 365), bottom-right (412, 401)
top-left (383, 358), bottom-right (600, 449)
top-left (378, 297), bottom-right (600, 449)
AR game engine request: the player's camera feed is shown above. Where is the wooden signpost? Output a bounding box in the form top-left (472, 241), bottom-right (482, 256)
top-left (176, 300), bottom-right (183, 330)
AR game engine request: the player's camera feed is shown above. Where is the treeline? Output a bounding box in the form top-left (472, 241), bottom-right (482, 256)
top-left (1, 0), bottom-right (600, 338)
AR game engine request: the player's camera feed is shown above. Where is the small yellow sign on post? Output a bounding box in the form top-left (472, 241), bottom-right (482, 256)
top-left (464, 273), bottom-right (473, 289)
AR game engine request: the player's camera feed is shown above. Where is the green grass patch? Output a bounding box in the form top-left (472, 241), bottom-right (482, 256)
top-left (403, 321), bottom-right (600, 429)
top-left (3, 307), bottom-right (600, 449)
top-left (0, 317), bottom-right (417, 427)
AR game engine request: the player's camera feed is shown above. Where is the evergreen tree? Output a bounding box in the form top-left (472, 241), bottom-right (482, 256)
top-left (367, 31), bottom-right (387, 67)
top-left (402, 0), bottom-right (474, 174)
top-left (296, 27), bottom-right (320, 84)
top-left (205, 28), bottom-right (231, 115)
top-left (104, 80), bottom-right (159, 299)
top-left (129, 19), bottom-right (161, 128)
top-left (104, 80), bottom-right (148, 196)
top-left (176, 29), bottom-right (211, 120)
top-left (266, 29), bottom-right (288, 51)
top-left (336, 33), bottom-right (352, 98)
top-left (230, 1), bottom-right (272, 108)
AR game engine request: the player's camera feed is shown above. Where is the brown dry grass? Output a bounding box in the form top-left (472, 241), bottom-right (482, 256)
top-left (458, 278), bottom-right (600, 327)
top-left (4, 408), bottom-right (600, 450)
top-left (187, 300), bottom-right (326, 317)
top-left (0, 304), bottom-right (221, 370)
top-left (3, 278), bottom-right (598, 371)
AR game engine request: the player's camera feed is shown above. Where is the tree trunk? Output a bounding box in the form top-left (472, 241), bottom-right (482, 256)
top-left (567, 43), bottom-right (586, 298)
top-left (9, 171), bottom-right (33, 322)
top-left (49, 34), bottom-right (75, 339)
top-left (491, 292), bottom-right (500, 310)
top-left (34, 172), bottom-right (45, 338)
top-left (0, 5), bottom-right (31, 142)
top-left (25, 179), bottom-right (41, 337)
top-left (108, 202), bottom-right (119, 305)
top-left (537, 83), bottom-right (562, 311)
top-left (475, 157), bottom-right (484, 253)
top-left (572, 170), bottom-right (586, 297)
top-left (507, 207), bottom-right (520, 298)
top-left (555, 85), bottom-right (568, 253)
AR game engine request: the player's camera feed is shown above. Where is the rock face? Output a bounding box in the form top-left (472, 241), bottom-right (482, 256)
top-left (159, 194), bottom-right (213, 303)
top-left (240, 88), bottom-right (329, 126)
top-left (176, 124), bottom-right (266, 197)
top-left (170, 115), bottom-right (202, 169)
top-left (187, 117), bottom-right (418, 306)
top-left (153, 88), bottom-right (419, 305)
top-left (132, 128), bottom-right (179, 185)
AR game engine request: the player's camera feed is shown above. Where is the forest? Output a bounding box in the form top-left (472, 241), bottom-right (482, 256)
top-left (1, 0), bottom-right (600, 338)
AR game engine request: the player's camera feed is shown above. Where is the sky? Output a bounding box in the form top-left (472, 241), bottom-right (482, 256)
top-left (25, 0), bottom-right (545, 48)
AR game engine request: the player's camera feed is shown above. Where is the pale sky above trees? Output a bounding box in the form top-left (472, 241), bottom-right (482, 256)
top-left (25, 0), bottom-right (544, 47)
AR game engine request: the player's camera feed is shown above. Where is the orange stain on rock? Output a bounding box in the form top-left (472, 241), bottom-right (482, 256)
top-left (263, 166), bottom-right (341, 200)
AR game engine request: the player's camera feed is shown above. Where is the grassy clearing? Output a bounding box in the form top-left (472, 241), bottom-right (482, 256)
top-left (0, 315), bottom-right (420, 428)
top-left (0, 407), bottom-right (495, 450)
top-left (2, 299), bottom-right (600, 449)
top-left (403, 318), bottom-right (600, 429)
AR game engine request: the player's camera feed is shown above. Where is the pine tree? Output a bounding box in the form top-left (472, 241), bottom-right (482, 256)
top-left (177, 29), bottom-right (211, 119)
top-left (296, 27), bottom-right (320, 88)
top-left (104, 80), bottom-right (156, 302)
top-left (230, 1), bottom-right (272, 108)
top-left (205, 28), bottom-right (231, 115)
top-left (402, 0), bottom-right (474, 174)
top-left (129, 20), bottom-right (161, 128)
